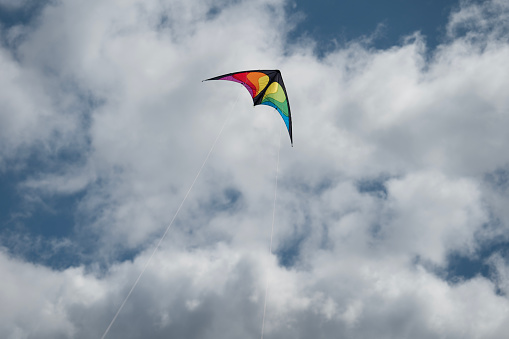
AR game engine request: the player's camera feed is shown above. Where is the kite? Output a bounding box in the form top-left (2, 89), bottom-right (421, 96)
top-left (204, 70), bottom-right (293, 145)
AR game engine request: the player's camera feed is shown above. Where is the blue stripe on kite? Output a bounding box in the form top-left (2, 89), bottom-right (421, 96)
top-left (260, 102), bottom-right (290, 132)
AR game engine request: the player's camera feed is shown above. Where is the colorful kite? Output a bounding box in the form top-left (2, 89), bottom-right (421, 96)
top-left (204, 70), bottom-right (293, 145)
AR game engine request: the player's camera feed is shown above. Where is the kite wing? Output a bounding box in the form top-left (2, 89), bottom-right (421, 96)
top-left (204, 70), bottom-right (293, 146)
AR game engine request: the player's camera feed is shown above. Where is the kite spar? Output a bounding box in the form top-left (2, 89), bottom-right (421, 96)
top-left (204, 69), bottom-right (293, 146)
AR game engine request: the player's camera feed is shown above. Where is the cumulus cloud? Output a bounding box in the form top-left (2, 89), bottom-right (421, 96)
top-left (1, 0), bottom-right (509, 338)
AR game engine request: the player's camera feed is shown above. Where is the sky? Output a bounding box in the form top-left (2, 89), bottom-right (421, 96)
top-left (1, 0), bottom-right (509, 338)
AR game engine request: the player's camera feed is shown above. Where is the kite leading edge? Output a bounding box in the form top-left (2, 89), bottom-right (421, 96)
top-left (204, 70), bottom-right (293, 146)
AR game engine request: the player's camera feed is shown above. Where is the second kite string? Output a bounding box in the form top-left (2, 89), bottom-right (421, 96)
top-left (260, 119), bottom-right (283, 339)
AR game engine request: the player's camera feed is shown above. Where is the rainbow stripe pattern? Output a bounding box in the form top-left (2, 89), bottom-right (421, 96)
top-left (205, 70), bottom-right (293, 145)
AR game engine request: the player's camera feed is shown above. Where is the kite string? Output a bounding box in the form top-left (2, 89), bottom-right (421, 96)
top-left (260, 120), bottom-right (283, 339)
top-left (100, 91), bottom-right (241, 339)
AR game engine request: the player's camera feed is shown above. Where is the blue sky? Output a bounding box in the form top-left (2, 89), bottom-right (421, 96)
top-left (290, 0), bottom-right (460, 50)
top-left (2, 0), bottom-right (509, 338)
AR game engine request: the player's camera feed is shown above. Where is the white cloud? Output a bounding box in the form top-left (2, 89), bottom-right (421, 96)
top-left (2, 0), bottom-right (509, 338)
top-left (382, 171), bottom-right (486, 263)
top-left (0, 43), bottom-right (81, 168)
top-left (0, 249), bottom-right (102, 338)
